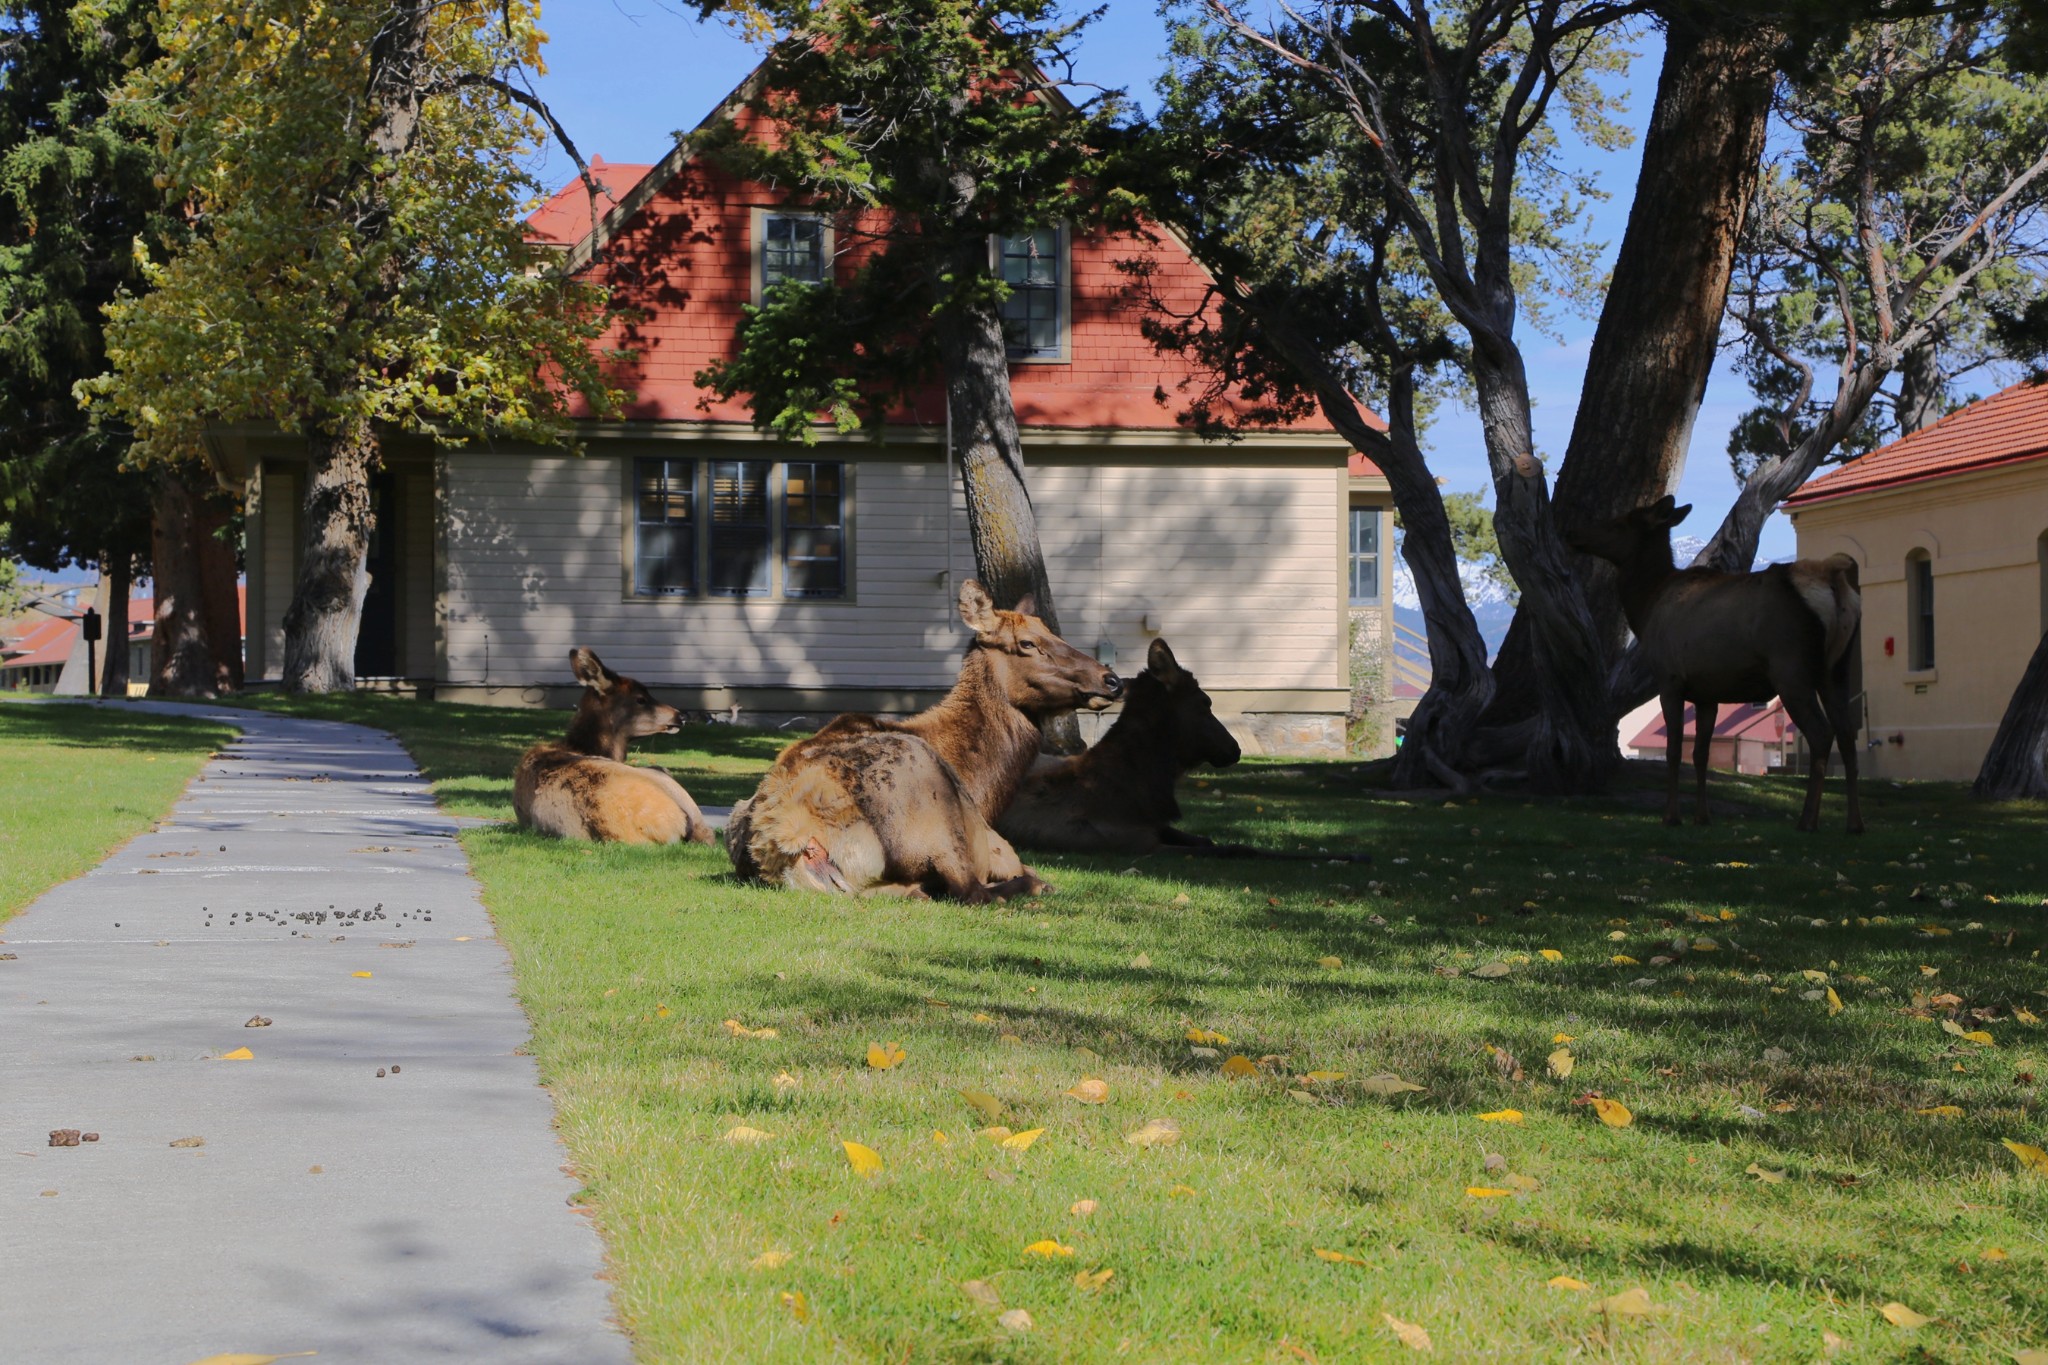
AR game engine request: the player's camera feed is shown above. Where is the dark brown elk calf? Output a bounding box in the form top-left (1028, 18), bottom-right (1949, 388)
top-left (726, 579), bottom-right (1122, 901)
top-left (1567, 495), bottom-right (1863, 832)
top-left (997, 638), bottom-right (1241, 853)
top-left (512, 648), bottom-right (715, 845)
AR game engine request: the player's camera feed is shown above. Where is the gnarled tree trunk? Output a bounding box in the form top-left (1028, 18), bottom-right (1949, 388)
top-left (149, 469), bottom-right (218, 697)
top-left (195, 485), bottom-right (243, 692)
top-left (929, 272), bottom-right (1083, 753)
top-left (1974, 631), bottom-right (2048, 799)
top-left (281, 415), bottom-right (377, 693)
top-left (1486, 16), bottom-right (1777, 731)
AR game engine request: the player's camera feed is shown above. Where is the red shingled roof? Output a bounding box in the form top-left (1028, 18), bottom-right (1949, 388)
top-left (1783, 378), bottom-right (2048, 508)
top-left (526, 158), bottom-right (653, 248)
top-left (1628, 699), bottom-right (1795, 750)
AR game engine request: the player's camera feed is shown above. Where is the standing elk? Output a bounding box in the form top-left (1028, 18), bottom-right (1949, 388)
top-left (1566, 495), bottom-right (1863, 832)
top-left (725, 578), bottom-right (1123, 901)
top-left (512, 648), bottom-right (716, 845)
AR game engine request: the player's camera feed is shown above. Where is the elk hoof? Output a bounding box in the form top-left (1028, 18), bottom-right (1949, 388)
top-left (790, 838), bottom-right (854, 895)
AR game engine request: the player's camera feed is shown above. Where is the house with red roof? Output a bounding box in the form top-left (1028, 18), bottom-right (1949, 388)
top-left (1785, 378), bottom-right (2048, 780)
top-left (213, 94), bottom-right (1377, 753)
top-left (1, 583), bottom-right (159, 694)
top-left (1626, 699), bottom-right (1800, 775)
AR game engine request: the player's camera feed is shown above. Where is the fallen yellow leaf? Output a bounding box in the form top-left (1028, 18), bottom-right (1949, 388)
top-left (2003, 1139), bottom-right (2048, 1174)
top-left (216, 1047), bottom-right (254, 1061)
top-left (977, 1126), bottom-right (1014, 1142)
top-left (1023, 1238), bottom-right (1075, 1258)
top-left (1826, 987), bottom-right (1843, 1016)
top-left (1167, 1183), bottom-right (1198, 1197)
top-left (1069, 1198), bottom-right (1099, 1217)
top-left (1186, 1026), bottom-right (1230, 1045)
top-left (1547, 1048), bottom-right (1574, 1079)
top-left (722, 1018), bottom-right (778, 1039)
top-left (1547, 1275), bottom-right (1591, 1291)
top-left (1302, 1070), bottom-right (1347, 1084)
top-left (842, 1140), bottom-right (883, 1177)
top-left (1130, 953), bottom-right (1152, 969)
top-left (1593, 1286), bottom-right (1656, 1316)
top-left (999, 1128), bottom-right (1045, 1151)
top-left (1219, 1055), bottom-right (1260, 1078)
top-left (866, 1041), bottom-right (906, 1070)
top-left (1066, 1077), bottom-right (1110, 1104)
top-left (749, 1250), bottom-right (792, 1270)
top-left (1466, 1186), bottom-right (1515, 1198)
top-left (931, 1130), bottom-right (949, 1145)
top-left (1477, 1109), bottom-right (1523, 1124)
top-left (999, 1033), bottom-right (1023, 1046)
top-left (997, 1308), bottom-right (1033, 1332)
top-left (1382, 1313), bottom-right (1434, 1352)
top-left (2012, 1350), bottom-right (2048, 1365)
top-left (1916, 1105), bottom-right (1964, 1118)
top-left (780, 1290), bottom-right (809, 1323)
top-left (1879, 1302), bottom-right (1932, 1329)
top-left (351, 971), bottom-right (372, 979)
top-left (1591, 1098), bottom-right (1633, 1128)
top-left (958, 1089), bottom-right (1005, 1121)
top-left (1745, 1162), bottom-right (1786, 1184)
top-left (655, 1005), bottom-right (670, 1019)
top-left (1470, 962), bottom-right (1511, 979)
top-left (961, 1279), bottom-right (1002, 1309)
top-left (1611, 955), bottom-right (1639, 965)
top-left (1358, 1073), bottom-right (1426, 1096)
top-left (1073, 1267), bottom-right (1115, 1291)
top-left (1964, 1030), bottom-right (1997, 1046)
top-left (1553, 1033), bottom-right (1576, 1044)
top-left (722, 1126), bottom-right (774, 1145)
top-left (1539, 949), bottom-right (1564, 962)
top-left (1124, 1118), bottom-right (1182, 1148)
top-left (1318, 955), bottom-right (1343, 969)
top-left (1503, 1173), bottom-right (1541, 1192)
top-left (1981, 1246), bottom-right (2009, 1261)
top-left (773, 1070), bottom-right (798, 1090)
top-left (1314, 1247), bottom-right (1367, 1265)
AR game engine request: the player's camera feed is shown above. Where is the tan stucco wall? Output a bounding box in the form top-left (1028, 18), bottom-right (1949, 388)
top-left (1790, 456), bottom-right (2048, 781)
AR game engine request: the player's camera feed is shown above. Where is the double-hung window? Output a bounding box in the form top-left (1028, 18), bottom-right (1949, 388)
top-left (1906, 550), bottom-right (1935, 670)
top-left (1349, 506), bottom-right (1383, 606)
top-left (630, 458), bottom-right (847, 600)
top-left (997, 226), bottom-right (1064, 358)
top-left (760, 212), bottom-right (827, 293)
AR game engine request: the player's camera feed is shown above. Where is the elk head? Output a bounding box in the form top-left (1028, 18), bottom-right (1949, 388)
top-left (958, 578), bottom-right (1122, 717)
top-left (1564, 494), bottom-right (1692, 569)
top-left (1144, 637), bottom-right (1240, 770)
top-left (566, 647), bottom-right (684, 759)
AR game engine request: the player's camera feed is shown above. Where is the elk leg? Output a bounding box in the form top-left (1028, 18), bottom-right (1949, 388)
top-left (1778, 689), bottom-right (1833, 833)
top-left (1821, 681), bottom-right (1865, 835)
top-left (1692, 700), bottom-right (1719, 826)
top-left (1660, 691), bottom-right (1686, 826)
top-left (789, 837), bottom-right (855, 895)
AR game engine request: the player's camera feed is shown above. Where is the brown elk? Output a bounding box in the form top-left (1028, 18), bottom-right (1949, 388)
top-left (726, 578), bottom-right (1123, 901)
top-left (512, 648), bottom-right (716, 845)
top-left (997, 637), bottom-right (1241, 853)
top-left (1566, 495), bottom-right (1863, 832)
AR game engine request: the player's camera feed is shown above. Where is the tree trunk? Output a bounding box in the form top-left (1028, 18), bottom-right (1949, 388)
top-left (931, 268), bottom-right (1083, 752)
top-left (194, 485), bottom-right (243, 691)
top-left (1486, 17), bottom-right (1776, 724)
top-left (98, 555), bottom-right (131, 697)
top-left (149, 470), bottom-right (217, 698)
top-left (1973, 629), bottom-right (2048, 799)
top-left (281, 416), bottom-right (377, 694)
top-left (1896, 335), bottom-right (1945, 435)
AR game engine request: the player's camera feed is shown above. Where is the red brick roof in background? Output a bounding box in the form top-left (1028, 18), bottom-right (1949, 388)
top-left (1783, 378), bottom-right (2048, 508)
top-left (1628, 699), bottom-right (1795, 751)
top-left (527, 134), bottom-right (1357, 437)
top-left (1349, 450), bottom-right (1389, 478)
top-left (1, 588), bottom-right (246, 672)
top-left (526, 158), bottom-right (653, 248)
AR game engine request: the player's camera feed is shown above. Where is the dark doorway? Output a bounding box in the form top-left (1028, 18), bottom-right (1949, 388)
top-left (354, 469), bottom-right (399, 678)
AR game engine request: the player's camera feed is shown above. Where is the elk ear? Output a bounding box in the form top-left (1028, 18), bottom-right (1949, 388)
top-left (1652, 493), bottom-right (1678, 512)
top-left (957, 578), bottom-right (1000, 634)
top-left (1147, 637), bottom-right (1181, 678)
top-left (1011, 592), bottom-right (1039, 619)
top-left (1662, 502), bottom-right (1693, 528)
top-left (569, 647), bottom-right (614, 693)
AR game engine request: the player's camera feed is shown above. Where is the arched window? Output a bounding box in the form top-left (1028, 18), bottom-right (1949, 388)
top-left (1906, 549), bottom-right (1935, 671)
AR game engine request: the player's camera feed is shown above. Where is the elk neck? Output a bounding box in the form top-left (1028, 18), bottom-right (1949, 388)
top-left (564, 700), bottom-right (631, 762)
top-left (1614, 538), bottom-right (1681, 637)
top-left (899, 648), bottom-right (1045, 821)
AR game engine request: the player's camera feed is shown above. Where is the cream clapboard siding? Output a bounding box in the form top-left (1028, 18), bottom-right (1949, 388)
top-left (439, 448), bottom-right (1342, 696)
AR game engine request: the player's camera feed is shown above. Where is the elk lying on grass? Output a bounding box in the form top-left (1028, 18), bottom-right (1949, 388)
top-left (1567, 495), bottom-right (1863, 832)
top-left (726, 579), bottom-right (1122, 901)
top-left (998, 638), bottom-right (1372, 860)
top-left (512, 648), bottom-right (715, 845)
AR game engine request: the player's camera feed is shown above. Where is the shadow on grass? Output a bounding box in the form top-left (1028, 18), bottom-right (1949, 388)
top-left (0, 701), bottom-right (241, 755)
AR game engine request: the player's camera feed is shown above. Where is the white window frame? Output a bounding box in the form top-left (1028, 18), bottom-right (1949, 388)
top-left (1348, 504), bottom-right (1383, 606)
top-left (991, 224), bottom-right (1071, 363)
top-left (751, 208), bottom-right (835, 303)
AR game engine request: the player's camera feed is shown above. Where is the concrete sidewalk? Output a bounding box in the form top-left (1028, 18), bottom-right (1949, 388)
top-left (0, 702), bottom-right (632, 1365)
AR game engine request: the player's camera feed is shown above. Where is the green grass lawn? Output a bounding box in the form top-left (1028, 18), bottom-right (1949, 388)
top-left (0, 701), bottom-right (240, 924)
top-left (229, 694), bottom-right (2048, 1362)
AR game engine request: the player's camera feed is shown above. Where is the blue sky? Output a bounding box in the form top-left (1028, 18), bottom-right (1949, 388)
top-left (532, 3), bottom-right (1798, 563)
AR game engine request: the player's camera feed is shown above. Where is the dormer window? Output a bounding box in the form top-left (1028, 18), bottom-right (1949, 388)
top-left (760, 212), bottom-right (827, 292)
top-left (996, 226), bottom-right (1067, 360)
